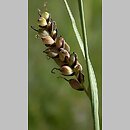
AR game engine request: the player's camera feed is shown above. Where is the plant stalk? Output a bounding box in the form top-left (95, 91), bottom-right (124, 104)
top-left (78, 0), bottom-right (100, 130)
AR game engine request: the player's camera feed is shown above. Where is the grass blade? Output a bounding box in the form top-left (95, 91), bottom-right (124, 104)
top-left (63, 0), bottom-right (85, 58)
top-left (77, 0), bottom-right (100, 129)
top-left (63, 0), bottom-right (100, 130)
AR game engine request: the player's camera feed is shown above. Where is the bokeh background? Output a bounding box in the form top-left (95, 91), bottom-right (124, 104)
top-left (28, 0), bottom-right (102, 130)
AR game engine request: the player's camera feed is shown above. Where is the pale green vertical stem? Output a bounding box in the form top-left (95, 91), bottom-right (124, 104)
top-left (78, 0), bottom-right (100, 130)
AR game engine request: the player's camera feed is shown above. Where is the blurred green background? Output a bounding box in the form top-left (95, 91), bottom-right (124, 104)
top-left (28, 0), bottom-right (102, 130)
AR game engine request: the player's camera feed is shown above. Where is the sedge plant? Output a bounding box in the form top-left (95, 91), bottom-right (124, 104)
top-left (31, 0), bottom-right (100, 130)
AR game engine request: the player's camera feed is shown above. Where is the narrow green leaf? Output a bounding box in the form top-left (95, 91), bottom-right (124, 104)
top-left (63, 0), bottom-right (85, 58)
top-left (63, 0), bottom-right (100, 130)
top-left (87, 58), bottom-right (100, 130)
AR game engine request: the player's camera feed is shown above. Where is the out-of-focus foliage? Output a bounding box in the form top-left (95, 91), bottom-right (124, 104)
top-left (28, 0), bottom-right (102, 130)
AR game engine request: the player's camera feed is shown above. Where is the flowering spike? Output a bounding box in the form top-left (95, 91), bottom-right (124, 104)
top-left (31, 10), bottom-right (85, 91)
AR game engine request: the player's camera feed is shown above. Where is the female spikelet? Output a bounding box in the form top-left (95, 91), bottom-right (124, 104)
top-left (31, 9), bottom-right (85, 91)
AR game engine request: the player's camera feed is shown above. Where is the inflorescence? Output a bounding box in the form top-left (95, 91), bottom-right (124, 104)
top-left (31, 9), bottom-right (85, 91)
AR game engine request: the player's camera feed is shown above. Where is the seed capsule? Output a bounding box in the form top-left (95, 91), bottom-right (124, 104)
top-left (31, 26), bottom-right (49, 39)
top-left (59, 48), bottom-right (70, 62)
top-left (37, 17), bottom-right (47, 27)
top-left (51, 65), bottom-right (74, 76)
top-left (41, 12), bottom-right (50, 20)
top-left (56, 36), bottom-right (64, 48)
top-left (41, 36), bottom-right (55, 46)
top-left (73, 62), bottom-right (83, 74)
top-left (66, 52), bottom-right (76, 67)
top-left (37, 29), bottom-right (49, 38)
top-left (60, 66), bottom-right (74, 76)
top-left (59, 77), bottom-right (84, 91)
top-left (43, 47), bottom-right (59, 58)
top-left (69, 79), bottom-right (84, 91)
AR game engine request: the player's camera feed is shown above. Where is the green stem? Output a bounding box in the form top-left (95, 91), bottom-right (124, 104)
top-left (77, 0), bottom-right (91, 100)
top-left (78, 0), bottom-right (100, 130)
